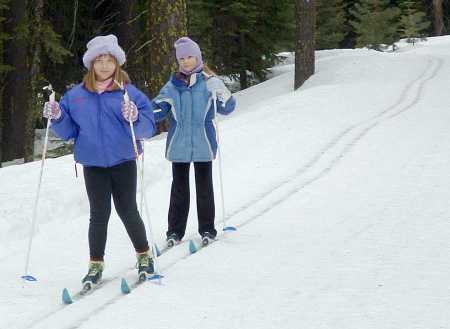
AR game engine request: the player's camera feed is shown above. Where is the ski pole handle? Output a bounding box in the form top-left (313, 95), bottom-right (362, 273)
top-left (49, 90), bottom-right (55, 103)
top-left (114, 80), bottom-right (139, 158)
top-left (125, 100), bottom-right (139, 158)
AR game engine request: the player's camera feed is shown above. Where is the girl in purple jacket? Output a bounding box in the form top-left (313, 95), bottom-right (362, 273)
top-left (42, 35), bottom-right (156, 288)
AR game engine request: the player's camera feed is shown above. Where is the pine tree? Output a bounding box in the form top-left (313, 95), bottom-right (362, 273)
top-left (148, 0), bottom-right (187, 97)
top-left (188, 0), bottom-right (294, 90)
top-left (399, 1), bottom-right (430, 44)
top-left (432, 0), bottom-right (444, 36)
top-left (27, 0), bottom-right (45, 162)
top-left (316, 0), bottom-right (347, 50)
top-left (0, 0), bottom-right (10, 166)
top-left (42, 1), bottom-right (97, 94)
top-left (350, 0), bottom-right (401, 51)
top-left (295, 0), bottom-right (315, 90)
top-left (0, 0), bottom-right (10, 77)
top-left (116, 0), bottom-right (140, 84)
top-left (1, 0), bottom-right (30, 162)
top-left (189, 0), bottom-right (258, 88)
top-left (0, 0), bottom-right (69, 163)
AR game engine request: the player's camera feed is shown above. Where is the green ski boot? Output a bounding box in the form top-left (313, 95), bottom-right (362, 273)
top-left (136, 252), bottom-right (154, 282)
top-left (81, 261), bottom-right (104, 292)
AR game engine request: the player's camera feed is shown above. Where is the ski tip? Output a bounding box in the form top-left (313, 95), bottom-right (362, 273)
top-left (121, 278), bottom-right (131, 294)
top-left (154, 244), bottom-right (161, 257)
top-left (21, 275), bottom-right (38, 282)
top-left (148, 274), bottom-right (164, 281)
top-left (223, 226), bottom-right (237, 232)
top-left (189, 240), bottom-right (198, 254)
top-left (62, 288), bottom-right (73, 304)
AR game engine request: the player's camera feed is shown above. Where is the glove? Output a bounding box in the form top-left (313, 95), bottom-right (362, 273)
top-left (42, 101), bottom-right (61, 120)
top-left (216, 89), bottom-right (232, 104)
top-left (206, 76), bottom-right (231, 103)
top-left (122, 101), bottom-right (138, 122)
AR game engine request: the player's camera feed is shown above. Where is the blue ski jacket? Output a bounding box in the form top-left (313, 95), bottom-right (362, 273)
top-left (153, 72), bottom-right (236, 162)
top-left (51, 83), bottom-right (156, 167)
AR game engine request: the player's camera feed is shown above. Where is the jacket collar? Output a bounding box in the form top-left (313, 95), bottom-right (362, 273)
top-left (171, 72), bottom-right (205, 89)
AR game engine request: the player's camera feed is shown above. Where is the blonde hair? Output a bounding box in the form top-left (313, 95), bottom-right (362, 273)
top-left (203, 64), bottom-right (216, 76)
top-left (83, 55), bottom-right (130, 92)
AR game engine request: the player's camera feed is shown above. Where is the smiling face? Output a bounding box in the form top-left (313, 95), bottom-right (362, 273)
top-left (179, 56), bottom-right (198, 73)
top-left (93, 54), bottom-right (117, 81)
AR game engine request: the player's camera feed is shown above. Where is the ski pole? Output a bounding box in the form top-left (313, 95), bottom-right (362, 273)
top-left (115, 80), bottom-right (139, 159)
top-left (135, 143), bottom-right (162, 279)
top-left (114, 80), bottom-right (144, 216)
top-left (135, 141), bottom-right (162, 279)
top-left (22, 84), bottom-right (56, 282)
top-left (139, 141), bottom-right (145, 214)
top-left (212, 92), bottom-right (236, 232)
top-left (138, 149), bottom-right (162, 279)
top-left (141, 183), bottom-right (163, 281)
top-left (115, 80), bottom-right (162, 279)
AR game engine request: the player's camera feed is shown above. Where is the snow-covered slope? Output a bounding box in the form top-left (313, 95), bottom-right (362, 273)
top-left (1, 37), bottom-right (450, 329)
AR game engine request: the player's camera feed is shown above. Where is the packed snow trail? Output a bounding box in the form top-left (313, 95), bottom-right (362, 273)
top-left (1, 37), bottom-right (450, 329)
top-left (228, 56), bottom-right (443, 230)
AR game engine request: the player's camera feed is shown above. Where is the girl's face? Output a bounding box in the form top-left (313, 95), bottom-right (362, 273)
top-left (179, 56), bottom-right (197, 73)
top-left (93, 54), bottom-right (117, 81)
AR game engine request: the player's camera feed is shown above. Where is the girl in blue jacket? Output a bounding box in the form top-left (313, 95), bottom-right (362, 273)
top-left (42, 35), bottom-right (156, 287)
top-left (153, 37), bottom-right (236, 247)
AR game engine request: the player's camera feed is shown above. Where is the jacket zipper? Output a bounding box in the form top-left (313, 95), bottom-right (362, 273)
top-left (97, 94), bottom-right (109, 167)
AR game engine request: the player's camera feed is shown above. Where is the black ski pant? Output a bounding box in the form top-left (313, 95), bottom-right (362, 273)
top-left (83, 160), bottom-right (149, 261)
top-left (167, 162), bottom-right (216, 239)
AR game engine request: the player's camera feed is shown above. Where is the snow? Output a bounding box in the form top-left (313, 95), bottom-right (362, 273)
top-left (2, 36), bottom-right (450, 329)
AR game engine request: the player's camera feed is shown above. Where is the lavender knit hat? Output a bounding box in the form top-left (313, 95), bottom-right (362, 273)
top-left (82, 34), bottom-right (126, 69)
top-left (174, 37), bottom-right (204, 74)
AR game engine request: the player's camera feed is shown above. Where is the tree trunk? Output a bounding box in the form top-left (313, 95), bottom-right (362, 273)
top-left (295, 0), bottom-right (316, 90)
top-left (2, 0), bottom-right (30, 162)
top-left (0, 85), bottom-right (3, 167)
top-left (239, 69), bottom-right (248, 90)
top-left (238, 32), bottom-right (248, 89)
top-left (148, 0), bottom-right (187, 97)
top-left (117, 0), bottom-right (142, 85)
top-left (27, 0), bottom-right (44, 163)
top-left (432, 0), bottom-right (444, 36)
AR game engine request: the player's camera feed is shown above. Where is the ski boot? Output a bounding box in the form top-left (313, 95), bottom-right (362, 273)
top-left (81, 261), bottom-right (104, 292)
top-left (136, 251), bottom-right (155, 282)
top-left (200, 232), bottom-right (216, 246)
top-left (166, 233), bottom-right (181, 248)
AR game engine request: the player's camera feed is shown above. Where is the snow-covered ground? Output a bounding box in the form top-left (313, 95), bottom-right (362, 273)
top-left (1, 37), bottom-right (450, 329)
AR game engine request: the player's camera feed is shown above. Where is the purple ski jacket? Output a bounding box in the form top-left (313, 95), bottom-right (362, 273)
top-left (51, 83), bottom-right (155, 167)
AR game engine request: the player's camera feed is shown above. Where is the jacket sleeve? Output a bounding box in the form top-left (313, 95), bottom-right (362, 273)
top-left (129, 86), bottom-right (156, 139)
top-left (50, 93), bottom-right (79, 141)
top-left (216, 96), bottom-right (236, 116)
top-left (152, 83), bottom-right (175, 122)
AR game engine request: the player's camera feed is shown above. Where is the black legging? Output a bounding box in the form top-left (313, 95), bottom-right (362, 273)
top-left (167, 161), bottom-right (216, 239)
top-left (83, 160), bottom-right (149, 261)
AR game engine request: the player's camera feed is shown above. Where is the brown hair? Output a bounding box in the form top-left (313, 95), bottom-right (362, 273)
top-left (83, 55), bottom-right (130, 92)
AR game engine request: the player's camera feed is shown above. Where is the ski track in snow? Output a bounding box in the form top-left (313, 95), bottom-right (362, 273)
top-left (228, 56), bottom-right (442, 228)
top-left (20, 54), bottom-right (443, 329)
